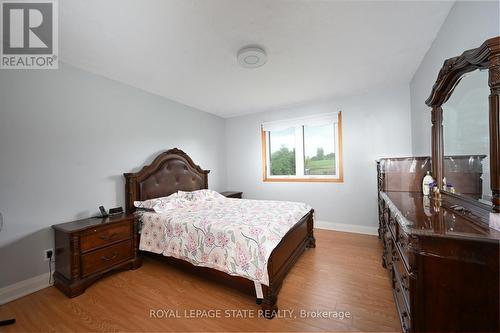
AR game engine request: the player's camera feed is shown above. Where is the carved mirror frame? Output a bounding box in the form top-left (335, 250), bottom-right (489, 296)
top-left (426, 36), bottom-right (500, 212)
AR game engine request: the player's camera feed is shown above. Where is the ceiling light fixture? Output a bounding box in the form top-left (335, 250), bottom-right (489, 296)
top-left (237, 46), bottom-right (267, 69)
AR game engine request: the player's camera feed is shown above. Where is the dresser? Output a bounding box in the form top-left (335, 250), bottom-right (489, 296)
top-left (377, 157), bottom-right (500, 332)
top-left (377, 157), bottom-right (431, 239)
top-left (52, 214), bottom-right (142, 297)
top-left (376, 37), bottom-right (500, 332)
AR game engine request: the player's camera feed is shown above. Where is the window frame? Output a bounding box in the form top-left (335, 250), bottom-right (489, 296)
top-left (261, 111), bottom-right (344, 183)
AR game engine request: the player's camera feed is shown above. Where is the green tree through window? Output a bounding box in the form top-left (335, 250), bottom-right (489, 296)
top-left (270, 146), bottom-right (296, 175)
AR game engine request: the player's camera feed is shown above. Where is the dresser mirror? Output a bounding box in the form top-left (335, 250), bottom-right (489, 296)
top-left (441, 69), bottom-right (492, 205)
top-left (426, 37), bottom-right (500, 212)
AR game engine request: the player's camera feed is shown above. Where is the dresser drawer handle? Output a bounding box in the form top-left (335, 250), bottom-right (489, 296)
top-left (99, 233), bottom-right (118, 241)
top-left (101, 252), bottom-right (118, 261)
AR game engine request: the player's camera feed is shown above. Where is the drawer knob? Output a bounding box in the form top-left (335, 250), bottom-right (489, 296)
top-left (101, 252), bottom-right (118, 261)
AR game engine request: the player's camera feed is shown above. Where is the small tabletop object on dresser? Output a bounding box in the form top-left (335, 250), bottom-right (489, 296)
top-left (52, 213), bottom-right (142, 297)
top-left (220, 191), bottom-right (243, 199)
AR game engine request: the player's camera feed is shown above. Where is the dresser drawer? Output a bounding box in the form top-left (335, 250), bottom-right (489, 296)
top-left (393, 269), bottom-right (411, 333)
top-left (81, 221), bottom-right (132, 252)
top-left (81, 240), bottom-right (133, 277)
top-left (388, 214), bottom-right (397, 240)
top-left (395, 230), bottom-right (411, 272)
top-left (383, 230), bottom-right (395, 270)
top-left (378, 199), bottom-right (386, 223)
top-left (393, 250), bottom-right (410, 311)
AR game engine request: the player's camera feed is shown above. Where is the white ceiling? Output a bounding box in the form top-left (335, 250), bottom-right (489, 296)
top-left (60, 0), bottom-right (454, 117)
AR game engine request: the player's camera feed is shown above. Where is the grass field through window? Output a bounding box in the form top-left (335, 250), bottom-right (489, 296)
top-left (305, 157), bottom-right (335, 175)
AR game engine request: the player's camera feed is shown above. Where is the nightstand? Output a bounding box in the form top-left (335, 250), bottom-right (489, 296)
top-left (220, 191), bottom-right (243, 199)
top-left (52, 213), bottom-right (142, 297)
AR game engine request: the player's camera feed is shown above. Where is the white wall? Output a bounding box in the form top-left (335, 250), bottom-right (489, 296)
top-left (0, 63), bottom-right (226, 287)
top-left (225, 84), bottom-right (413, 230)
top-left (410, 1), bottom-right (500, 155)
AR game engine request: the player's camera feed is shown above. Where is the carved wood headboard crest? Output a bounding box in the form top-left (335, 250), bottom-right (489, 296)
top-left (124, 148), bottom-right (210, 212)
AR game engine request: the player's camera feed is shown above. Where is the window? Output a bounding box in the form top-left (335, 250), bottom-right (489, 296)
top-left (261, 112), bottom-right (343, 182)
top-left (269, 127), bottom-right (296, 176)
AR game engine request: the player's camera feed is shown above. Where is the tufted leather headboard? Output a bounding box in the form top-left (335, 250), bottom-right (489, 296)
top-left (124, 148), bottom-right (210, 212)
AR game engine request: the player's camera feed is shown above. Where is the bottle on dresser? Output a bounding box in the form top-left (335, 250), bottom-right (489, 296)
top-left (422, 171), bottom-right (434, 196)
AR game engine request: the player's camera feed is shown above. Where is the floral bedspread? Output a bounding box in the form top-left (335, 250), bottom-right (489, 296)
top-left (139, 198), bottom-right (312, 285)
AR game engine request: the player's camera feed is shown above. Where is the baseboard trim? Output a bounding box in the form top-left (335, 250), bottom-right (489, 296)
top-left (315, 220), bottom-right (378, 236)
top-left (0, 272), bottom-right (52, 305)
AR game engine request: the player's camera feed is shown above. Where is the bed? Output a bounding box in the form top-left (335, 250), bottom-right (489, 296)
top-left (124, 148), bottom-right (315, 318)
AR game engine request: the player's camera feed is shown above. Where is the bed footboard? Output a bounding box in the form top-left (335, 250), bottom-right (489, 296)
top-left (261, 209), bottom-right (315, 318)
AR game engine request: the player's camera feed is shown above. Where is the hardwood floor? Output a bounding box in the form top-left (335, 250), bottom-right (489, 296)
top-left (0, 229), bottom-right (400, 332)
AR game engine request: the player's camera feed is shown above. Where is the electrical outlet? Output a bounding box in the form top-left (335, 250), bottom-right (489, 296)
top-left (44, 248), bottom-right (54, 261)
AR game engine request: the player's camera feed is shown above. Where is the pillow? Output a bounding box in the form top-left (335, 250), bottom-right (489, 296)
top-left (134, 192), bottom-right (181, 210)
top-left (151, 196), bottom-right (187, 213)
top-left (177, 189), bottom-right (225, 202)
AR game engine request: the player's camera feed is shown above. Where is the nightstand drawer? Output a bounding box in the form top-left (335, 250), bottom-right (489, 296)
top-left (81, 240), bottom-right (133, 277)
top-left (81, 221), bottom-right (132, 252)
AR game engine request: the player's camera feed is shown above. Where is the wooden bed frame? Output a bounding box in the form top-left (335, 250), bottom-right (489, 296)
top-left (124, 148), bottom-right (315, 318)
